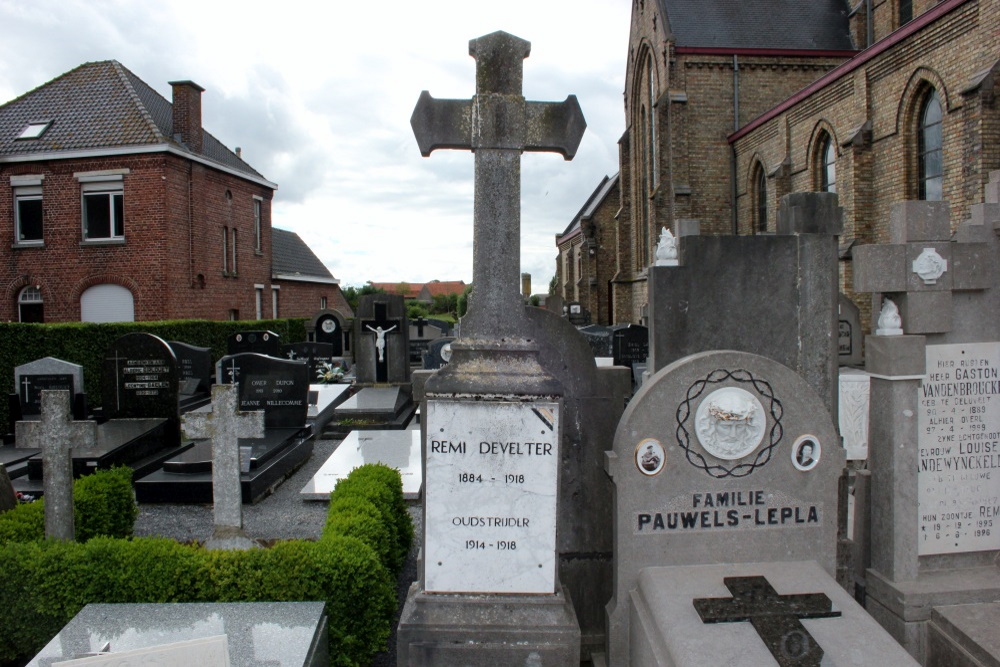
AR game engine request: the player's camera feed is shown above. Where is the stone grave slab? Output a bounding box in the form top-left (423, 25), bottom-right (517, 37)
top-left (928, 602), bottom-right (1000, 667)
top-left (605, 349), bottom-right (846, 665)
top-left (629, 561), bottom-right (916, 666)
top-left (226, 330), bottom-right (280, 357)
top-left (422, 337), bottom-right (455, 370)
top-left (301, 425), bottom-right (422, 500)
top-left (306, 383), bottom-right (351, 434)
top-left (26, 602), bottom-right (328, 667)
top-left (333, 385), bottom-right (415, 429)
top-left (215, 353), bottom-right (309, 428)
top-left (51, 635), bottom-right (229, 666)
top-left (14, 356), bottom-right (85, 418)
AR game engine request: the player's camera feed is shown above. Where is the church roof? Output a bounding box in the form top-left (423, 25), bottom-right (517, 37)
top-left (659, 0), bottom-right (855, 51)
top-left (271, 228), bottom-right (337, 283)
top-left (558, 173), bottom-right (619, 242)
top-left (0, 60), bottom-right (269, 183)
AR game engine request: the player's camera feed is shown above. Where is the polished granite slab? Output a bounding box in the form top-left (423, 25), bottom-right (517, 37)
top-left (301, 425), bottom-right (421, 500)
top-left (27, 602), bottom-right (327, 667)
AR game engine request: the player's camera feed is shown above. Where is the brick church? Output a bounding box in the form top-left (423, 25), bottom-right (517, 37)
top-left (557, 0), bottom-right (998, 327)
top-left (0, 60), bottom-right (351, 323)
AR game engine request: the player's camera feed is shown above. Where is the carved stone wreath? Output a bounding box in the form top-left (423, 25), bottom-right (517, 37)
top-left (676, 369), bottom-right (784, 478)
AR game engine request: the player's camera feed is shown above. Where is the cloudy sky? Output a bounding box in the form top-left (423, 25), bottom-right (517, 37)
top-left (0, 1), bottom-right (632, 291)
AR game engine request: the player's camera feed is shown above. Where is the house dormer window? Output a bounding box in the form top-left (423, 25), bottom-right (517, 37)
top-left (16, 121), bottom-right (52, 140)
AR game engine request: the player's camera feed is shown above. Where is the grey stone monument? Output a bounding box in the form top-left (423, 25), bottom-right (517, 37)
top-left (354, 293), bottom-right (409, 386)
top-left (397, 30), bottom-right (585, 664)
top-left (16, 390), bottom-right (97, 540)
top-left (852, 188), bottom-right (1000, 663)
top-left (0, 462), bottom-right (16, 511)
top-left (647, 192), bottom-right (842, 417)
top-left (605, 350), bottom-right (914, 666)
top-left (182, 384), bottom-right (264, 550)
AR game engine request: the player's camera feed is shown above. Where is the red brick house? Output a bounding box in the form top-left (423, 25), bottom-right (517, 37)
top-left (0, 60), bottom-right (349, 323)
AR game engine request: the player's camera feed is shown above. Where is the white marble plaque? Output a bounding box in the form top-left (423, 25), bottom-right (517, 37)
top-left (918, 342), bottom-right (1000, 555)
top-left (424, 399), bottom-right (559, 594)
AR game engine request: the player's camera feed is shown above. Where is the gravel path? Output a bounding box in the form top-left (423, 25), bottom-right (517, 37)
top-left (133, 435), bottom-right (421, 666)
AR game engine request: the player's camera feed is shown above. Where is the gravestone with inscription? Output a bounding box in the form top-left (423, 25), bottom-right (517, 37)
top-left (135, 353), bottom-right (313, 504)
top-left (226, 330), bottom-right (280, 357)
top-left (839, 293), bottom-right (864, 367)
top-left (611, 324), bottom-right (648, 371)
top-left (307, 308), bottom-right (352, 358)
top-left (169, 341), bottom-right (213, 411)
top-left (853, 191), bottom-right (1000, 663)
top-left (282, 341), bottom-right (335, 380)
top-left (13, 357), bottom-right (86, 420)
top-left (408, 318), bottom-right (445, 363)
top-left (397, 30), bottom-right (586, 664)
top-left (422, 336), bottom-right (455, 370)
top-left (605, 350), bottom-right (914, 666)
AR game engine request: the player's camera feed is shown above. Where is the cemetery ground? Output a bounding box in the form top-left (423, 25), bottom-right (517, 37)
top-left (132, 433), bottom-right (421, 667)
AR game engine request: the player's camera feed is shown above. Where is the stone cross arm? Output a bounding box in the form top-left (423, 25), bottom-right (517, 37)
top-left (183, 384), bottom-right (265, 442)
top-left (411, 93), bottom-right (585, 159)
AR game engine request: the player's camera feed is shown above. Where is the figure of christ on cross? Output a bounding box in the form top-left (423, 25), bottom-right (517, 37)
top-left (360, 302), bottom-right (401, 383)
top-left (411, 30), bottom-right (585, 342)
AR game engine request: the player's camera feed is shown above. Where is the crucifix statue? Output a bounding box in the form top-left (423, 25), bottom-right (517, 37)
top-left (411, 30), bottom-right (585, 340)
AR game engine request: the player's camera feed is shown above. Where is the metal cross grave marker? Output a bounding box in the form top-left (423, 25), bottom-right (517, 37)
top-left (183, 384), bottom-right (264, 533)
top-left (411, 30), bottom-right (585, 338)
top-left (693, 576), bottom-right (841, 667)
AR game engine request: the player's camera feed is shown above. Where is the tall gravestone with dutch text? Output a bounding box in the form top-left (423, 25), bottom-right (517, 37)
top-left (396, 30), bottom-right (586, 665)
top-left (853, 184), bottom-right (1000, 663)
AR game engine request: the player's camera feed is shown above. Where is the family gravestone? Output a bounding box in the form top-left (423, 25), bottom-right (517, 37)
top-left (307, 308), bottom-right (351, 357)
top-left (102, 333), bottom-right (179, 423)
top-left (397, 30), bottom-right (585, 664)
top-left (422, 336), bottom-right (455, 370)
top-left (605, 350), bottom-right (913, 665)
top-left (611, 324), bottom-right (648, 370)
top-left (13, 357), bottom-right (85, 419)
top-left (839, 294), bottom-right (864, 367)
top-left (409, 318), bottom-right (445, 363)
top-left (226, 330), bottom-right (280, 357)
top-left (852, 193), bottom-right (1000, 662)
top-left (169, 341), bottom-right (212, 394)
top-left (282, 341), bottom-right (335, 380)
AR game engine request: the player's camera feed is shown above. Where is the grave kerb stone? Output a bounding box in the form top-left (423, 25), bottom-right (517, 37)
top-left (182, 384), bottom-right (264, 547)
top-left (15, 390), bottom-right (97, 540)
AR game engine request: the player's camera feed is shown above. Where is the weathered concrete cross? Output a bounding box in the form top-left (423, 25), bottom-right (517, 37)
top-left (16, 390), bottom-right (98, 540)
top-left (183, 383), bottom-right (264, 547)
top-left (411, 30), bottom-right (585, 338)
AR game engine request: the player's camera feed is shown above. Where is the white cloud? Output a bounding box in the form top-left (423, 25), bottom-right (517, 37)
top-left (0, 0), bottom-right (630, 290)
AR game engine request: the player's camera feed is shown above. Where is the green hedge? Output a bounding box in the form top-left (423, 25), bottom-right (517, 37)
top-left (0, 463), bottom-right (411, 666)
top-left (0, 318), bottom-right (307, 430)
top-left (0, 466), bottom-right (136, 544)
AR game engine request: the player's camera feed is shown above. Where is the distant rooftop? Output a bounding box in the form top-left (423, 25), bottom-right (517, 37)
top-left (659, 0), bottom-right (855, 51)
top-left (0, 60), bottom-right (271, 184)
top-left (271, 228), bottom-right (337, 284)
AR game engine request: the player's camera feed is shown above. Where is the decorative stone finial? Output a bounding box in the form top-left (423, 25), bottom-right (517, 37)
top-left (654, 227), bottom-right (678, 266)
top-left (875, 297), bottom-right (903, 336)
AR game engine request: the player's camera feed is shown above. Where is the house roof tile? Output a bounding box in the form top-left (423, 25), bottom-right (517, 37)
top-left (271, 228), bottom-right (336, 282)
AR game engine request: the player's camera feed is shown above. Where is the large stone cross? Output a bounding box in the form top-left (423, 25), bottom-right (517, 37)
top-left (411, 30), bottom-right (586, 339)
top-left (693, 576), bottom-right (841, 666)
top-left (183, 384), bottom-right (264, 542)
top-left (16, 390), bottom-right (98, 540)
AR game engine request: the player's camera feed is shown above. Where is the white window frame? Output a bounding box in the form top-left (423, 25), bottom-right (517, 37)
top-left (255, 285), bottom-right (264, 320)
top-left (223, 227), bottom-right (229, 274)
top-left (80, 177), bottom-right (124, 242)
top-left (231, 228), bottom-right (238, 276)
top-left (14, 184), bottom-right (44, 245)
top-left (320, 296), bottom-right (328, 310)
top-left (253, 196), bottom-right (263, 252)
top-left (271, 285), bottom-right (279, 319)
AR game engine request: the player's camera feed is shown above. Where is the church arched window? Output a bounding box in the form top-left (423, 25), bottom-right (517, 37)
top-left (753, 164), bottom-right (768, 233)
top-left (918, 88), bottom-right (943, 201)
top-left (819, 135), bottom-right (837, 194)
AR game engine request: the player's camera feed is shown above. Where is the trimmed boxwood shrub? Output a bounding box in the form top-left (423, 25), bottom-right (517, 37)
top-left (329, 463), bottom-right (412, 570)
top-left (0, 462), bottom-right (412, 667)
top-left (0, 466), bottom-right (137, 545)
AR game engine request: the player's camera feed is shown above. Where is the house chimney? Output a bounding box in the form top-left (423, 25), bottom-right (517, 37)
top-left (169, 80), bottom-right (205, 153)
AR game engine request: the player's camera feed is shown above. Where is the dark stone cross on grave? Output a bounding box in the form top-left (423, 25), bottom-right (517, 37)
top-left (16, 390), bottom-right (97, 540)
top-left (183, 384), bottom-right (264, 548)
top-left (105, 349), bottom-right (127, 411)
top-left (361, 302), bottom-right (401, 383)
top-left (412, 317), bottom-right (428, 338)
top-left (411, 30), bottom-right (585, 340)
top-left (20, 376), bottom-right (31, 403)
top-left (693, 576), bottom-right (841, 667)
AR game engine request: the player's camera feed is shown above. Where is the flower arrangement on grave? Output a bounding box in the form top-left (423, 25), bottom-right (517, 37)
top-left (315, 361), bottom-right (345, 384)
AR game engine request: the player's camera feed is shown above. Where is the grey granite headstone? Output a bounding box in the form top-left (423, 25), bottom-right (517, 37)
top-left (183, 384), bottom-right (264, 549)
top-left (422, 337), bottom-right (455, 370)
top-left (14, 356), bottom-right (84, 418)
top-left (16, 390), bottom-right (98, 540)
top-left (605, 350), bottom-right (844, 665)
